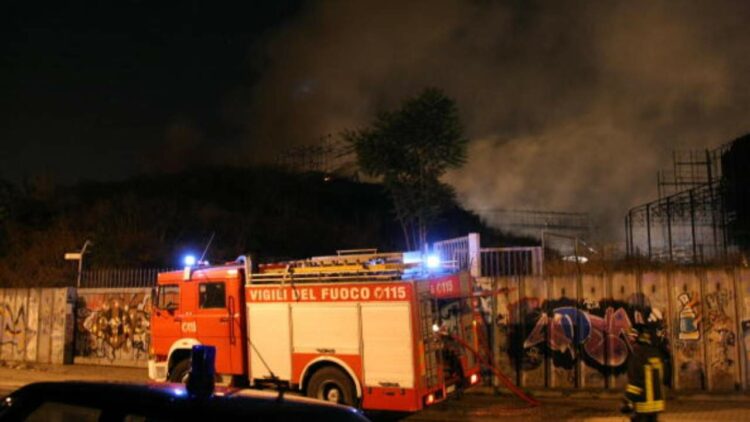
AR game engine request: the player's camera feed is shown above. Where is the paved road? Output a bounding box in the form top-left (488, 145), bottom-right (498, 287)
top-left (0, 362), bottom-right (148, 397)
top-left (2, 363), bottom-right (750, 421)
top-left (403, 392), bottom-right (750, 422)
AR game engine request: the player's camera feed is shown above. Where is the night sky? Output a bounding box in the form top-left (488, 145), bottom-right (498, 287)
top-left (1, 1), bottom-right (302, 184)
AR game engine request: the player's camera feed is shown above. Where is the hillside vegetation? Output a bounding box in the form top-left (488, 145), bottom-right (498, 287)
top-left (0, 166), bottom-right (525, 287)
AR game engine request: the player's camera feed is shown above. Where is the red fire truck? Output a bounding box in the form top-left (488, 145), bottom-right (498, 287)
top-left (149, 250), bottom-right (483, 412)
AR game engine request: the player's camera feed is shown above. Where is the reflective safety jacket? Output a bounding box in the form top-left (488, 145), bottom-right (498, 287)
top-left (625, 334), bottom-right (667, 414)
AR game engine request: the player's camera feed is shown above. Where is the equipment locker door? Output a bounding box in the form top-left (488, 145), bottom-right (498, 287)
top-left (247, 303), bottom-right (292, 381)
top-left (361, 302), bottom-right (415, 388)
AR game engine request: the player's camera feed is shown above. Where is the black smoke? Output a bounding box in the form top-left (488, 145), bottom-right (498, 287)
top-left (244, 0), bottom-right (750, 242)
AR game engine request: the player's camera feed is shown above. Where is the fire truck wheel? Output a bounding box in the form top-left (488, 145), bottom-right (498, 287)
top-left (168, 359), bottom-right (192, 383)
top-left (307, 367), bottom-right (357, 407)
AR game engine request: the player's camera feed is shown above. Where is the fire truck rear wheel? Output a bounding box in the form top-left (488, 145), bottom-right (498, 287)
top-left (307, 367), bottom-right (357, 407)
top-left (168, 359), bottom-right (192, 383)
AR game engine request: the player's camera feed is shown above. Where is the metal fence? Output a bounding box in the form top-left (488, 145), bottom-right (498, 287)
top-left (433, 236), bottom-right (471, 270)
top-left (625, 180), bottom-right (730, 263)
top-left (80, 268), bottom-right (172, 288)
top-left (480, 247), bottom-right (543, 277)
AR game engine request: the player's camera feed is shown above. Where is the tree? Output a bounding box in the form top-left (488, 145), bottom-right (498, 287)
top-left (344, 87), bottom-right (468, 251)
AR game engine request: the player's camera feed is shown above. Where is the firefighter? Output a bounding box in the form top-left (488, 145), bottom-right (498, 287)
top-left (621, 309), bottom-right (671, 422)
top-left (651, 309), bottom-right (672, 390)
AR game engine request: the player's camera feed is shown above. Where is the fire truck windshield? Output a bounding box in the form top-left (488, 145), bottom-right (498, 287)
top-left (156, 284), bottom-right (180, 311)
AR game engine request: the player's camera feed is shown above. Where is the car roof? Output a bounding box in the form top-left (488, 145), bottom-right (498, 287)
top-left (3, 381), bottom-right (369, 422)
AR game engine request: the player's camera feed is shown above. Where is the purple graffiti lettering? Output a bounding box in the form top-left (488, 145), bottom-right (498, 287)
top-left (524, 307), bottom-right (592, 358)
top-left (584, 307), bottom-right (633, 367)
top-left (523, 313), bottom-right (547, 349)
top-left (555, 307), bottom-right (592, 342)
top-left (522, 306), bottom-right (635, 367)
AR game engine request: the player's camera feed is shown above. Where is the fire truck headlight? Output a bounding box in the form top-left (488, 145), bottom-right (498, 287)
top-left (426, 255), bottom-right (440, 269)
top-left (183, 255), bottom-right (197, 267)
top-left (470, 374), bottom-right (479, 385)
top-left (432, 323), bottom-right (440, 333)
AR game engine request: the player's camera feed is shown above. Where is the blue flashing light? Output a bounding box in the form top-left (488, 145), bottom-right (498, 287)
top-left (426, 255), bottom-right (441, 269)
top-left (172, 387), bottom-right (186, 397)
top-left (183, 255), bottom-right (197, 267)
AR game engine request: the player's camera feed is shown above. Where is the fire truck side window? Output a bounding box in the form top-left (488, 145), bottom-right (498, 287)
top-left (199, 282), bottom-right (226, 309)
top-left (157, 285), bottom-right (179, 310)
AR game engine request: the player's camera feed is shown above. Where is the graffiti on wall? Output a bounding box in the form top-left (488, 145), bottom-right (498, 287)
top-left (0, 299), bottom-right (38, 356)
top-left (76, 292), bottom-right (151, 362)
top-left (704, 289), bottom-right (736, 375)
top-left (485, 269), bottom-right (750, 391)
top-left (509, 295), bottom-right (663, 374)
top-left (677, 292), bottom-right (701, 341)
top-left (671, 287), bottom-right (704, 387)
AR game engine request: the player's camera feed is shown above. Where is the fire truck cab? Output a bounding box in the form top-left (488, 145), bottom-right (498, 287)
top-left (149, 251), bottom-right (483, 412)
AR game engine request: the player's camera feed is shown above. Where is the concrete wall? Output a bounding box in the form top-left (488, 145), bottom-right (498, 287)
top-left (486, 268), bottom-right (750, 392)
top-left (0, 288), bottom-right (75, 364)
top-left (74, 288), bottom-right (151, 368)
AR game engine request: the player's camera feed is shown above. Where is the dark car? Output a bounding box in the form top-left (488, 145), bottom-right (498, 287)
top-left (0, 381), bottom-right (371, 422)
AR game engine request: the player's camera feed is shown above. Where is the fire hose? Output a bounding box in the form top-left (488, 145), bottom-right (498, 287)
top-left (447, 332), bottom-right (541, 407)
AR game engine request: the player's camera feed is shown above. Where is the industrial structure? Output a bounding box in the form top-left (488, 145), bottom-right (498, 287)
top-left (480, 208), bottom-right (592, 255)
top-left (625, 133), bottom-right (750, 263)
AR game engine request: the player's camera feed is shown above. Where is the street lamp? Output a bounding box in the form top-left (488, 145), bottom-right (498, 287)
top-left (65, 240), bottom-right (92, 288)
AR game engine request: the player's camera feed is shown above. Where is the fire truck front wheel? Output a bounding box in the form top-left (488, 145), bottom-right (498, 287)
top-left (168, 359), bottom-right (191, 383)
top-left (306, 367), bottom-right (357, 407)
